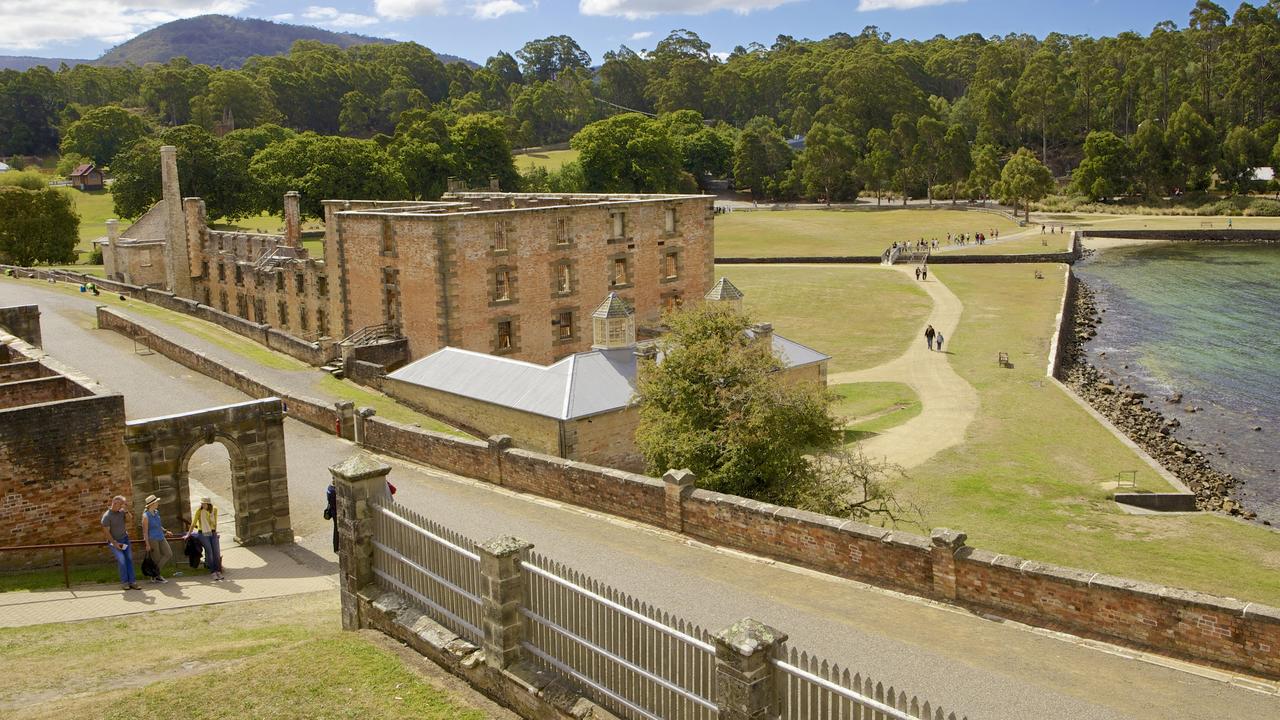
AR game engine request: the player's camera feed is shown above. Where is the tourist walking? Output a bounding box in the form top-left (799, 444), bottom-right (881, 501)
top-left (141, 494), bottom-right (173, 583)
top-left (935, 331), bottom-right (945, 352)
top-left (189, 497), bottom-right (224, 581)
top-left (924, 324), bottom-right (936, 350)
top-left (325, 481), bottom-right (338, 553)
top-left (915, 267), bottom-right (921, 281)
top-left (921, 266), bottom-right (928, 281)
top-left (100, 495), bottom-right (139, 591)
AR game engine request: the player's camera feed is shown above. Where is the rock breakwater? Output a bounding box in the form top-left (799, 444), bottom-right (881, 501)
top-left (1060, 282), bottom-right (1251, 517)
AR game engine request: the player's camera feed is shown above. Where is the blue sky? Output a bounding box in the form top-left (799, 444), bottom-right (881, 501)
top-left (6, 1), bottom-right (1245, 62)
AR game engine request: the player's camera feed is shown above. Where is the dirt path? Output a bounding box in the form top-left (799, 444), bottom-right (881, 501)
top-left (828, 267), bottom-right (978, 469)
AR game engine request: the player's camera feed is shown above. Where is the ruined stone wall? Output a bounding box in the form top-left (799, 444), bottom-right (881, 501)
top-left (0, 375), bottom-right (94, 409)
top-left (332, 196), bottom-right (715, 364)
top-left (0, 305), bottom-right (41, 347)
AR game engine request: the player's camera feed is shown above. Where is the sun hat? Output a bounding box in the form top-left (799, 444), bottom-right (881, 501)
top-left (200, 496), bottom-right (212, 504)
top-left (144, 494), bottom-right (159, 506)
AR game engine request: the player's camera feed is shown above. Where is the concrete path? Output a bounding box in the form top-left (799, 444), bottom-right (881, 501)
top-left (3, 277), bottom-right (1279, 719)
top-left (828, 266), bottom-right (979, 469)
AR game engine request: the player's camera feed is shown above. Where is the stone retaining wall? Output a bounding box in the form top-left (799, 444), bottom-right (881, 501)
top-left (1046, 265), bottom-right (1078, 378)
top-left (0, 305), bottom-right (41, 347)
top-left (352, 415), bottom-right (1280, 680)
top-left (1082, 229), bottom-right (1280, 242)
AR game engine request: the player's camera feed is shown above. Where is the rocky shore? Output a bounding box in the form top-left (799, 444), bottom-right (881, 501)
top-left (1060, 282), bottom-right (1253, 518)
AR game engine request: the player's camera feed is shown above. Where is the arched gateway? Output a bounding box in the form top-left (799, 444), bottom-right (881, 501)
top-left (124, 398), bottom-right (292, 545)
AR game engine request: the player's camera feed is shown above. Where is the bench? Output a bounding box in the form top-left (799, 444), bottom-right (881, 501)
top-left (998, 351), bottom-right (1010, 368)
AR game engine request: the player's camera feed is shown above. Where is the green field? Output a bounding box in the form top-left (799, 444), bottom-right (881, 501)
top-left (1038, 213), bottom-right (1280, 231)
top-left (514, 148), bottom-right (579, 173)
top-left (719, 264), bottom-right (931, 373)
top-left (937, 229), bottom-right (1073, 255)
top-left (57, 188), bottom-right (115, 256)
top-left (907, 264), bottom-right (1280, 604)
top-left (0, 593), bottom-right (491, 719)
top-left (831, 381), bottom-right (921, 444)
top-left (715, 208), bottom-right (1022, 258)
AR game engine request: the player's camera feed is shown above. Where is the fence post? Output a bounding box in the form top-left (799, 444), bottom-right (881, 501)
top-left (476, 535), bottom-right (533, 670)
top-left (487, 434), bottom-right (512, 485)
top-left (330, 453), bottom-right (392, 631)
top-left (713, 618), bottom-right (787, 720)
top-left (930, 528), bottom-right (967, 601)
top-left (663, 468), bottom-right (696, 532)
top-left (335, 401), bottom-right (356, 439)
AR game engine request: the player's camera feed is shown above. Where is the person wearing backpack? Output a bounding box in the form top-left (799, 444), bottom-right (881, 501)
top-left (189, 497), bottom-right (224, 581)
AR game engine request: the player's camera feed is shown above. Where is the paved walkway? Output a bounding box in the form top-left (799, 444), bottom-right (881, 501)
top-left (4, 277), bottom-right (1279, 719)
top-left (827, 266), bottom-right (979, 469)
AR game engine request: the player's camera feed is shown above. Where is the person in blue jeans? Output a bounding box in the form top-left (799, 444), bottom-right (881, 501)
top-left (100, 495), bottom-right (139, 591)
top-left (188, 497), bottom-right (224, 581)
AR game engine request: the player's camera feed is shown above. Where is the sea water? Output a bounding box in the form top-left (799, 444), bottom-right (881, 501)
top-left (1074, 241), bottom-right (1280, 524)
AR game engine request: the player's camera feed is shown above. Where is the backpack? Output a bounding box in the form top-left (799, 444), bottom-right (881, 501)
top-left (184, 536), bottom-right (203, 568)
top-left (141, 554), bottom-right (159, 579)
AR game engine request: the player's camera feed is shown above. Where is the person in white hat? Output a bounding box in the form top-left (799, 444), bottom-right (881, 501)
top-left (141, 494), bottom-right (172, 583)
top-left (188, 497), bottom-right (224, 581)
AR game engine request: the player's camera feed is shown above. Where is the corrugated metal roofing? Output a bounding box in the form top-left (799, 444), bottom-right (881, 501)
top-left (70, 163), bottom-right (96, 177)
top-left (389, 332), bottom-right (827, 420)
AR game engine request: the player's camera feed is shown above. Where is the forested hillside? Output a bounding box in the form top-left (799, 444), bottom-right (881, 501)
top-left (3, 0), bottom-right (1277, 214)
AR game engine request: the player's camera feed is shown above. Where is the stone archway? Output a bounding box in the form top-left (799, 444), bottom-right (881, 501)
top-left (124, 397), bottom-right (292, 545)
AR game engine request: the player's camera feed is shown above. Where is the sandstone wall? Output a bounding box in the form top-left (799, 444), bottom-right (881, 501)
top-left (380, 376), bottom-right (561, 456)
top-left (0, 305), bottom-right (41, 347)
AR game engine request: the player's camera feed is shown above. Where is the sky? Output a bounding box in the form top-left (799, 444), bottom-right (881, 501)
top-left (3, 0), bottom-right (1248, 62)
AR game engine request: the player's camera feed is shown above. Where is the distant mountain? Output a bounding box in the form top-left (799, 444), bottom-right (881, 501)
top-left (0, 14), bottom-right (475, 71)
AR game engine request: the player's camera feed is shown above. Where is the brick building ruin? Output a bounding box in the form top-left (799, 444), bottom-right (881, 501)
top-left (103, 146), bottom-right (716, 367)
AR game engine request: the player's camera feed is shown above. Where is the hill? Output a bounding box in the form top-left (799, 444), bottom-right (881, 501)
top-left (0, 15), bottom-right (476, 71)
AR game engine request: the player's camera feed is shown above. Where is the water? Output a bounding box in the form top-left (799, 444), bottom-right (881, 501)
top-left (1074, 241), bottom-right (1280, 524)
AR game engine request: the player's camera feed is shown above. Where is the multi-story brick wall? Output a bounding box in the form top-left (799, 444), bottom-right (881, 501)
top-left (327, 193), bottom-right (714, 364)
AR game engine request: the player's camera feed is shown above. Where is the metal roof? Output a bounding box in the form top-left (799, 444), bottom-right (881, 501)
top-left (591, 292), bottom-right (633, 319)
top-left (705, 277), bottom-right (744, 301)
top-left (387, 332), bottom-right (828, 421)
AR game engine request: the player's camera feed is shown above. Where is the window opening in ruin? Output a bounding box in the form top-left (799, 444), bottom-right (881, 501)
top-left (317, 276), bottom-right (328, 296)
top-left (276, 273), bottom-right (285, 291)
top-left (556, 217), bottom-right (570, 244)
top-left (663, 294), bottom-right (681, 314)
top-left (219, 290), bottom-right (228, 312)
top-left (557, 263), bottom-right (572, 294)
top-left (382, 226), bottom-right (394, 254)
top-left (299, 305), bottom-right (308, 332)
top-left (494, 221), bottom-right (508, 251)
top-left (218, 263), bottom-right (226, 282)
top-left (497, 320), bottom-right (513, 350)
top-left (664, 207), bottom-right (676, 234)
top-left (495, 269), bottom-right (511, 301)
top-left (234, 265), bottom-right (243, 286)
top-left (612, 258), bottom-right (629, 286)
top-left (318, 307), bottom-right (328, 336)
top-left (201, 260), bottom-right (209, 278)
top-left (278, 300), bottom-right (288, 325)
top-left (610, 210), bottom-right (626, 239)
top-left (295, 274), bottom-right (305, 294)
top-left (557, 311), bottom-right (573, 339)
top-left (236, 294), bottom-right (248, 318)
top-left (663, 250), bottom-right (679, 279)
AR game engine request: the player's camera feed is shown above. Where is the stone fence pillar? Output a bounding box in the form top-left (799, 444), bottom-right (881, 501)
top-left (330, 453), bottom-right (391, 630)
top-left (487, 434), bottom-right (512, 485)
top-left (477, 535), bottom-right (533, 669)
top-left (335, 401), bottom-right (356, 439)
top-left (713, 618), bottom-right (787, 720)
top-left (663, 469), bottom-right (696, 532)
top-left (930, 528), bottom-right (967, 601)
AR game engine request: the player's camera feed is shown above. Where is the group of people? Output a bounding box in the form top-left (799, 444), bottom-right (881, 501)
top-left (914, 265), bottom-right (929, 281)
top-left (946, 230), bottom-right (995, 246)
top-left (99, 494), bottom-right (225, 591)
top-left (924, 324), bottom-right (945, 352)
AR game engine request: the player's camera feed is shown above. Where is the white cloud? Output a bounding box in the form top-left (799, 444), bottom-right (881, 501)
top-left (629, 30), bottom-right (652, 40)
top-left (856, 0), bottom-right (965, 11)
top-left (579, 0), bottom-right (795, 19)
top-left (373, 0), bottom-right (449, 19)
top-left (0, 0), bottom-right (249, 51)
top-left (471, 0), bottom-right (528, 19)
top-left (270, 12), bottom-right (296, 21)
top-left (302, 5), bottom-right (381, 27)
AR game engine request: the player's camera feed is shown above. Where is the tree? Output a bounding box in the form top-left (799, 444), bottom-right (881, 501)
top-left (59, 106), bottom-right (150, 167)
top-left (447, 114), bottom-right (520, 191)
top-left (1165, 101), bottom-right (1217, 190)
top-left (1217, 126), bottom-right (1265, 194)
top-left (941, 125), bottom-right (973, 203)
top-left (795, 122), bottom-right (860, 204)
top-left (516, 35), bottom-right (591, 82)
top-left (1070, 131), bottom-right (1133, 201)
top-left (857, 128), bottom-right (897, 205)
top-left (994, 148), bottom-right (1054, 220)
top-left (110, 125), bottom-right (255, 221)
top-left (913, 116), bottom-right (947, 204)
top-left (0, 187), bottom-right (79, 266)
top-left (733, 116), bottom-right (793, 200)
top-left (572, 114), bottom-right (682, 193)
top-left (1131, 119), bottom-right (1173, 197)
top-left (190, 70), bottom-right (280, 131)
top-left (1013, 47), bottom-right (1071, 163)
top-left (634, 301), bottom-right (841, 507)
top-left (250, 133), bottom-right (409, 219)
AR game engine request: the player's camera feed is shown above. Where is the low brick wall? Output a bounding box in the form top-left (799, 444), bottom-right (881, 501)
top-left (352, 416), bottom-right (1280, 680)
top-left (0, 360), bottom-right (55, 383)
top-left (0, 375), bottom-right (93, 409)
top-left (0, 305), bottom-right (41, 347)
top-left (96, 307), bottom-right (341, 438)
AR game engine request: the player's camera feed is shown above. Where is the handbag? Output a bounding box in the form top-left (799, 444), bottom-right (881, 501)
top-left (141, 554), bottom-right (159, 579)
top-left (184, 535), bottom-right (203, 569)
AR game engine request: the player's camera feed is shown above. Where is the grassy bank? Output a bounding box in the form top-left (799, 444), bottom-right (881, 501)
top-left (0, 593), bottom-right (495, 719)
top-left (1037, 213), bottom-right (1280, 231)
top-left (715, 208), bottom-right (1021, 258)
top-left (912, 264), bottom-right (1280, 604)
top-left (831, 381), bottom-right (921, 444)
top-left (514, 148), bottom-right (579, 173)
top-left (719, 264), bottom-right (930, 373)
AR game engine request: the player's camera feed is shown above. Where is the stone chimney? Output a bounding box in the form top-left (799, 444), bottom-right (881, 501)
top-left (283, 191), bottom-right (302, 247)
top-left (104, 219), bottom-right (119, 279)
top-left (591, 292), bottom-right (635, 350)
top-left (489, 175), bottom-right (500, 191)
top-left (159, 145), bottom-right (192, 297)
top-left (750, 322), bottom-right (773, 348)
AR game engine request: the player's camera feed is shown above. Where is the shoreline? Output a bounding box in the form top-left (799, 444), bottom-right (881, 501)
top-left (1058, 277), bottom-right (1255, 520)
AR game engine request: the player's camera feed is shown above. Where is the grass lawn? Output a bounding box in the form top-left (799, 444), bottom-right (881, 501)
top-left (514, 148), bottom-right (579, 173)
top-left (58, 187), bottom-right (116, 256)
top-left (940, 229), bottom-right (1073, 256)
top-left (212, 211), bottom-right (324, 235)
top-left (715, 208), bottom-right (1022, 258)
top-left (909, 264), bottom-right (1280, 604)
top-left (719, 264), bottom-right (930, 373)
top-left (0, 592), bottom-right (494, 719)
top-left (1037, 213), bottom-right (1280, 231)
top-left (831, 381), bottom-right (921, 444)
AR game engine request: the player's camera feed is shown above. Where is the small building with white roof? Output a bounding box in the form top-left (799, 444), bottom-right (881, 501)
top-left (382, 280), bottom-right (829, 471)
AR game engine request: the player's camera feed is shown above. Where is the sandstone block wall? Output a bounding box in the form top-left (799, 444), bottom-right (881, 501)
top-left (380, 376), bottom-right (562, 456)
top-left (0, 305), bottom-right (41, 347)
top-left (565, 408), bottom-right (644, 472)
